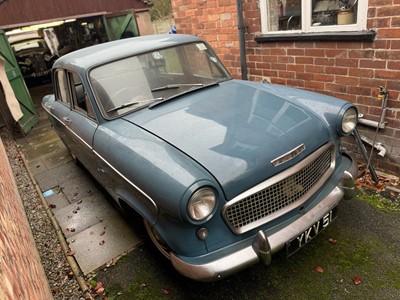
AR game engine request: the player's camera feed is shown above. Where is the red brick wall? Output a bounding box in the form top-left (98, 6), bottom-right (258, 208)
top-left (172, 0), bottom-right (400, 174)
top-left (0, 139), bottom-right (53, 299)
top-left (172, 0), bottom-right (242, 76)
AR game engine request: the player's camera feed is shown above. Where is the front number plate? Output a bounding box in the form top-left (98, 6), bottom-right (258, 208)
top-left (286, 206), bottom-right (338, 257)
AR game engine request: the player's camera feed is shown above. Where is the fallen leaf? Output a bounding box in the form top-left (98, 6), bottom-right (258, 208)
top-left (315, 265), bottom-right (324, 273)
top-left (353, 276), bottom-right (362, 285)
top-left (99, 240), bottom-right (105, 246)
top-left (95, 282), bottom-right (103, 291)
top-left (328, 238), bottom-right (337, 245)
top-left (140, 283), bottom-right (147, 289)
top-left (88, 279), bottom-right (97, 288)
top-left (161, 288), bottom-right (170, 295)
top-left (96, 287), bottom-right (105, 295)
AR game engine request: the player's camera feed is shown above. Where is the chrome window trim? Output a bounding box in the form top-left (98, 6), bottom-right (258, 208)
top-left (222, 141), bottom-right (336, 234)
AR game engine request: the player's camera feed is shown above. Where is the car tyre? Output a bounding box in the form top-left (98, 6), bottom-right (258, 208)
top-left (143, 220), bottom-right (171, 260)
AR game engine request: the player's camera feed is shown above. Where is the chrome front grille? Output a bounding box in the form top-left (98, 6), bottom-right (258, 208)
top-left (222, 142), bottom-right (335, 234)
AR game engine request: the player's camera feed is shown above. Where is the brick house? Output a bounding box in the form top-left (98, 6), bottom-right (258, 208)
top-left (172, 0), bottom-right (400, 175)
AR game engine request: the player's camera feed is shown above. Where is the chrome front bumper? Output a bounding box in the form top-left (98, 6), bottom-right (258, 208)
top-left (171, 158), bottom-right (358, 282)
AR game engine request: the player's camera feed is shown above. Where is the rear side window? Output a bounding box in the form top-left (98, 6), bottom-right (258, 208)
top-left (55, 69), bottom-right (70, 105)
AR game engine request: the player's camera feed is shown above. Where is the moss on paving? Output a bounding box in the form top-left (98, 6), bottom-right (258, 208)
top-left (96, 190), bottom-right (400, 299)
top-left (357, 188), bottom-right (400, 213)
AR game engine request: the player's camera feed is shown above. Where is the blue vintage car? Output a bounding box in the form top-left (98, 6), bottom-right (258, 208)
top-left (43, 34), bottom-right (358, 281)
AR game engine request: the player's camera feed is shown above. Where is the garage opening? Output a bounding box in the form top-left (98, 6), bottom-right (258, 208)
top-left (6, 12), bottom-right (139, 87)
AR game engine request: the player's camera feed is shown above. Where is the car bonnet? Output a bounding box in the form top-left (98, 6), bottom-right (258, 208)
top-left (124, 80), bottom-right (331, 200)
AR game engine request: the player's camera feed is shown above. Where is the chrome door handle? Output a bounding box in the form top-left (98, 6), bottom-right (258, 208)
top-left (63, 117), bottom-right (71, 123)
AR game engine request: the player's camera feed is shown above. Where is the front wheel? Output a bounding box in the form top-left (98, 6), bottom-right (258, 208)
top-left (144, 220), bottom-right (171, 260)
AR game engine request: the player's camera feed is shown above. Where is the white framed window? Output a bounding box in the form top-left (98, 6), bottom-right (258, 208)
top-left (260, 0), bottom-right (367, 34)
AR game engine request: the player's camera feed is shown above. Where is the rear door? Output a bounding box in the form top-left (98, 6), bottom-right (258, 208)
top-left (48, 69), bottom-right (73, 145)
top-left (50, 69), bottom-right (98, 172)
top-left (0, 29), bottom-right (38, 134)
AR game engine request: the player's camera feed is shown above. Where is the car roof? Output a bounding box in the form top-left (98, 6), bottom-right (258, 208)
top-left (53, 34), bottom-right (204, 73)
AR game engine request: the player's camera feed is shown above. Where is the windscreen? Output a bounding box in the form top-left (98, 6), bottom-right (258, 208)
top-left (89, 42), bottom-right (231, 118)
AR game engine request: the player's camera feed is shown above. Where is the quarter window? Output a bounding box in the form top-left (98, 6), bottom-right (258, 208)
top-left (260, 0), bottom-right (367, 34)
top-left (55, 70), bottom-right (70, 104)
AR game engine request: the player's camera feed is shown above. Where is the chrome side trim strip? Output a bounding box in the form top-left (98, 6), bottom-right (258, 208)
top-left (93, 150), bottom-right (158, 215)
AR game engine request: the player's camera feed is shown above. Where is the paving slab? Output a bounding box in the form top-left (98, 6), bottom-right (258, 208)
top-left (67, 215), bottom-right (142, 275)
top-left (58, 173), bottom-right (100, 203)
top-left (54, 193), bottom-right (119, 238)
top-left (34, 161), bottom-right (89, 192)
top-left (43, 189), bottom-right (70, 211)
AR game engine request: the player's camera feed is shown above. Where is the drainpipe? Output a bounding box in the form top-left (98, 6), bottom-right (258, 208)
top-left (236, 0), bottom-right (248, 80)
top-left (360, 135), bottom-right (386, 157)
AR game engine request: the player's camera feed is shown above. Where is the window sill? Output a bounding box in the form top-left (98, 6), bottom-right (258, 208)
top-left (255, 30), bottom-right (376, 42)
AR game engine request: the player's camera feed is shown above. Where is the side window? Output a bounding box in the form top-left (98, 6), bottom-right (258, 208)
top-left (69, 72), bottom-right (96, 120)
top-left (55, 70), bottom-right (70, 105)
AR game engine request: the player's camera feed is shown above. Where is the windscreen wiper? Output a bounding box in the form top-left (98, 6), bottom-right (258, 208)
top-left (149, 82), bottom-right (219, 109)
top-left (107, 97), bottom-right (164, 113)
top-left (151, 83), bottom-right (204, 92)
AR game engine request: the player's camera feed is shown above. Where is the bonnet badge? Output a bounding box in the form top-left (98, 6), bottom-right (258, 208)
top-left (271, 144), bottom-right (306, 167)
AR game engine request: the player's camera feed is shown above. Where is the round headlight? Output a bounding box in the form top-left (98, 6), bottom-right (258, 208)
top-left (187, 188), bottom-right (216, 221)
top-left (341, 107), bottom-right (358, 135)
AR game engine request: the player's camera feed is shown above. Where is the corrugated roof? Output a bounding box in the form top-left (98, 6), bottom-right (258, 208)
top-left (0, 0), bottom-right (151, 29)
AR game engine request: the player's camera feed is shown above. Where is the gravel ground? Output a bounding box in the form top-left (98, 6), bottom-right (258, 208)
top-left (1, 128), bottom-right (84, 300)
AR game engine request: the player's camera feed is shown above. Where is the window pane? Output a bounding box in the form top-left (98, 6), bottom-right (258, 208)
top-left (267, 0), bottom-right (302, 31)
top-left (56, 70), bottom-right (69, 104)
top-left (312, 0), bottom-right (357, 27)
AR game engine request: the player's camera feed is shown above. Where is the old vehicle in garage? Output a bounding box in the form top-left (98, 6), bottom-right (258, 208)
top-left (42, 34), bottom-right (358, 281)
top-left (11, 37), bottom-right (58, 85)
